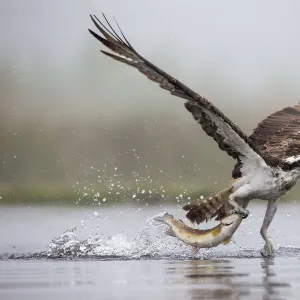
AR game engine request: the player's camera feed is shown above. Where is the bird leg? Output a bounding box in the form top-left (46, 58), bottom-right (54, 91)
top-left (260, 198), bottom-right (278, 258)
top-left (228, 192), bottom-right (250, 219)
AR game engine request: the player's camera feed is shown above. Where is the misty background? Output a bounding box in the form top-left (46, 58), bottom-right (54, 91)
top-left (1, 0), bottom-right (300, 204)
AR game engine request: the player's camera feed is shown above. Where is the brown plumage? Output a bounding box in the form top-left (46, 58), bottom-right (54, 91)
top-left (250, 105), bottom-right (300, 159)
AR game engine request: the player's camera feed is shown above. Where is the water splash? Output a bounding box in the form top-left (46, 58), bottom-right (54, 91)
top-left (45, 217), bottom-right (192, 259)
top-left (41, 217), bottom-right (300, 260)
top-left (47, 227), bottom-right (103, 258)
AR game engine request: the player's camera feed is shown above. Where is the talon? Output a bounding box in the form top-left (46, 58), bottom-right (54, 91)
top-left (229, 208), bottom-right (249, 219)
top-left (261, 242), bottom-right (275, 258)
top-left (242, 211), bottom-right (249, 219)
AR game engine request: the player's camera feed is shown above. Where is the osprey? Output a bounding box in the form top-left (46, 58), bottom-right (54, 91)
top-left (88, 14), bottom-right (300, 257)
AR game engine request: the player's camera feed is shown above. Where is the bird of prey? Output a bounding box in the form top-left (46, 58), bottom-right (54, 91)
top-left (88, 14), bottom-right (300, 257)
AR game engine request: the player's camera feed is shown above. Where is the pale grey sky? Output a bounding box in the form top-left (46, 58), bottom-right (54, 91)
top-left (1, 0), bottom-right (300, 122)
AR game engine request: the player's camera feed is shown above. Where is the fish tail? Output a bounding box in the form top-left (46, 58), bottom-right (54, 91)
top-left (183, 187), bottom-right (233, 224)
top-left (153, 212), bottom-right (174, 223)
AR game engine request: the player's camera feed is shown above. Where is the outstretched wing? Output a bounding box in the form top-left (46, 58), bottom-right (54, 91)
top-left (250, 104), bottom-right (300, 160)
top-left (88, 14), bottom-right (277, 169)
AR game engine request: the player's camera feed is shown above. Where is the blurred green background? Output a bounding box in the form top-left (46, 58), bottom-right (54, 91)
top-left (1, 0), bottom-right (300, 205)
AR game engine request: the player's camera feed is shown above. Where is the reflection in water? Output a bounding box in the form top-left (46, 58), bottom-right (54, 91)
top-left (261, 259), bottom-right (291, 300)
top-left (165, 260), bottom-right (248, 300)
top-left (0, 257), bottom-right (298, 300)
top-left (165, 259), bottom-right (291, 300)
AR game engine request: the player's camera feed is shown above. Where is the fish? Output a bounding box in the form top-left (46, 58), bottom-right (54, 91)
top-left (154, 212), bottom-right (243, 255)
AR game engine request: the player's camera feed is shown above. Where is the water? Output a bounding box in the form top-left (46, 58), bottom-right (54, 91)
top-left (1, 203), bottom-right (300, 299)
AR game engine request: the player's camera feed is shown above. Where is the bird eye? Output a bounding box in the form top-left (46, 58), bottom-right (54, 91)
top-left (292, 160), bottom-right (300, 168)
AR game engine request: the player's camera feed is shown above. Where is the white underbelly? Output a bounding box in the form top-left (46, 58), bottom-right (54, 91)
top-left (253, 187), bottom-right (285, 200)
top-left (232, 171), bottom-right (288, 201)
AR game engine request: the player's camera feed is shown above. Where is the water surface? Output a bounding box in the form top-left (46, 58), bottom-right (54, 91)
top-left (1, 203), bottom-right (299, 299)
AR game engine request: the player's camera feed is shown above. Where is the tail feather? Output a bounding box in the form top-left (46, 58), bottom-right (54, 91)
top-left (183, 187), bottom-right (233, 224)
top-left (213, 205), bottom-right (229, 221)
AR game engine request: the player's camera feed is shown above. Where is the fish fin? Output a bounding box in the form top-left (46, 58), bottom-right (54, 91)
top-left (211, 226), bottom-right (222, 236)
top-left (191, 246), bottom-right (200, 256)
top-left (223, 237), bottom-right (232, 245)
top-left (165, 228), bottom-right (176, 237)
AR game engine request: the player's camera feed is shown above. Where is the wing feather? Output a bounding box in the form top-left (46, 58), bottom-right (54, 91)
top-left (89, 14), bottom-right (279, 168)
top-left (250, 105), bottom-right (300, 159)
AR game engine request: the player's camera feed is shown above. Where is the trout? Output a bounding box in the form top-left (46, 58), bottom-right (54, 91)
top-left (154, 213), bottom-right (242, 255)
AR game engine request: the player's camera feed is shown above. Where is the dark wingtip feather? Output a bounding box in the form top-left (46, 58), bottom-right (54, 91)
top-left (88, 29), bottom-right (100, 39)
top-left (100, 50), bottom-right (117, 58)
top-left (89, 29), bottom-right (116, 51)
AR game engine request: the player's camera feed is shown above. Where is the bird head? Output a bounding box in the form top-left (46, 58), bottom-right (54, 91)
top-left (284, 155), bottom-right (300, 170)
